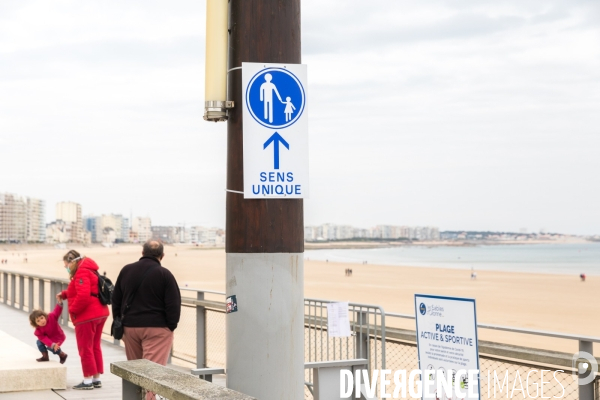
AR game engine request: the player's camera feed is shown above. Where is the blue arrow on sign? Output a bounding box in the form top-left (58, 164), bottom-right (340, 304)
top-left (263, 132), bottom-right (290, 170)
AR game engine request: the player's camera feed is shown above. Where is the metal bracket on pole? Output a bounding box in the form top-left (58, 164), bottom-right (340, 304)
top-left (204, 100), bottom-right (235, 122)
top-left (225, 189), bottom-right (244, 195)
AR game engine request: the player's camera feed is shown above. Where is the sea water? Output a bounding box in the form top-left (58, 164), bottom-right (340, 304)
top-left (304, 242), bottom-right (600, 275)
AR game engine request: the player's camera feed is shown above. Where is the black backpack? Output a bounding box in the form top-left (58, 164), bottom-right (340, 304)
top-left (94, 271), bottom-right (114, 305)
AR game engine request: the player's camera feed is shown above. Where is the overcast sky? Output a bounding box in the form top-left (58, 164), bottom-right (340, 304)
top-left (1, 0), bottom-right (599, 235)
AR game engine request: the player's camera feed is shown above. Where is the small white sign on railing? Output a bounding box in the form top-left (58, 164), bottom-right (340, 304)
top-left (327, 301), bottom-right (351, 337)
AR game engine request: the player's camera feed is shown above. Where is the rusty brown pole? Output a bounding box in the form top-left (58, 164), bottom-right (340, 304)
top-left (224, 1), bottom-right (304, 399)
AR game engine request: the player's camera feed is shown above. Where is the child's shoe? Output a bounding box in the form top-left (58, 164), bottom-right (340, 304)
top-left (58, 351), bottom-right (68, 364)
top-left (36, 352), bottom-right (49, 362)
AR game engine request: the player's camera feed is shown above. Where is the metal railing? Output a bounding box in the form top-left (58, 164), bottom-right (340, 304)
top-left (383, 312), bottom-right (600, 400)
top-left (303, 298), bottom-right (386, 394)
top-left (0, 269), bottom-right (70, 326)
top-left (0, 268), bottom-right (598, 400)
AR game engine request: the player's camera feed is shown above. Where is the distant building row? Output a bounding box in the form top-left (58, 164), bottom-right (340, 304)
top-left (440, 231), bottom-right (568, 241)
top-left (0, 192), bottom-right (224, 245)
top-left (304, 223), bottom-right (440, 241)
top-left (46, 202), bottom-right (223, 245)
top-left (0, 193), bottom-right (45, 242)
top-left (50, 206), bottom-right (224, 245)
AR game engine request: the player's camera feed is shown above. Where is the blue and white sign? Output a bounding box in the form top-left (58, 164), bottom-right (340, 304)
top-left (415, 294), bottom-right (480, 400)
top-left (242, 63), bottom-right (309, 199)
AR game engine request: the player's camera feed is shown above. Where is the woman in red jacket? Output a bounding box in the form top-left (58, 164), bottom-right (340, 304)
top-left (58, 250), bottom-right (109, 390)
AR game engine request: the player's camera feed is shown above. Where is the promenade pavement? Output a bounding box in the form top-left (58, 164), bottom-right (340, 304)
top-left (0, 302), bottom-right (227, 399)
top-left (0, 302), bottom-right (126, 399)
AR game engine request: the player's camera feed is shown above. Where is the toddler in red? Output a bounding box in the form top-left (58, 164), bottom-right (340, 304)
top-left (30, 302), bottom-right (68, 364)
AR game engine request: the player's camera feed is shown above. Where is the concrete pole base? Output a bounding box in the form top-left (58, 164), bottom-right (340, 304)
top-left (226, 253), bottom-right (304, 400)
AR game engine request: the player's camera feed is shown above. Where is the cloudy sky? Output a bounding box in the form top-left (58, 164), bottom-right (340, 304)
top-left (1, 0), bottom-right (599, 234)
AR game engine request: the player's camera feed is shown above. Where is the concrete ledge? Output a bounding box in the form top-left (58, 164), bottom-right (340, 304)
top-left (0, 330), bottom-right (66, 393)
top-left (111, 359), bottom-right (255, 400)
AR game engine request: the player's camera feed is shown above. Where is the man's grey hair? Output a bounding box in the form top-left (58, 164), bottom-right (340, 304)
top-left (143, 240), bottom-right (164, 259)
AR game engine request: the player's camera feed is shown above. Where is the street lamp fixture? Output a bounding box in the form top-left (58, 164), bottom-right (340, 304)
top-left (204, 0), bottom-right (233, 122)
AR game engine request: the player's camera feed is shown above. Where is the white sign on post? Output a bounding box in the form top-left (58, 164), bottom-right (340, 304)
top-left (415, 294), bottom-right (480, 400)
top-left (242, 62), bottom-right (309, 199)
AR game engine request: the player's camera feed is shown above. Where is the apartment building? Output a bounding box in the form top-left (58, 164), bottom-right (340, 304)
top-left (151, 226), bottom-right (179, 244)
top-left (83, 214), bottom-right (129, 243)
top-left (84, 216), bottom-right (97, 242)
top-left (55, 202), bottom-right (83, 243)
top-left (131, 217), bottom-right (152, 243)
top-left (0, 193), bottom-right (45, 242)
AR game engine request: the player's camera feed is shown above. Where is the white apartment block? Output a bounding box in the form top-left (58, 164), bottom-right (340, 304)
top-left (0, 193), bottom-right (45, 242)
top-left (304, 226), bottom-right (320, 241)
top-left (131, 217), bottom-right (152, 243)
top-left (46, 220), bottom-right (73, 243)
top-left (55, 202), bottom-right (83, 243)
top-left (190, 226), bottom-right (225, 245)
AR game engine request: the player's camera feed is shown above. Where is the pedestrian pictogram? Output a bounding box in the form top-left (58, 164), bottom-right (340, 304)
top-left (246, 67), bottom-right (306, 129)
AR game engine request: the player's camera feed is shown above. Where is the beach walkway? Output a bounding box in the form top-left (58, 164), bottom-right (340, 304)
top-left (0, 303), bottom-right (124, 399)
top-left (0, 302), bottom-right (226, 399)
top-left (0, 302), bottom-right (221, 399)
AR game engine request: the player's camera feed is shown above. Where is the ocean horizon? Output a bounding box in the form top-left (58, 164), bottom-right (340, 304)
top-left (304, 242), bottom-right (600, 276)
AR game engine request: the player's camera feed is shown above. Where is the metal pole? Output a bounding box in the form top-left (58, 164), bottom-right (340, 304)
top-left (196, 291), bottom-right (207, 369)
top-left (579, 340), bottom-right (594, 400)
top-left (226, 1), bottom-right (304, 398)
top-left (0, 272), bottom-right (4, 303)
top-left (39, 279), bottom-right (45, 311)
top-left (28, 277), bottom-right (34, 311)
top-left (355, 310), bottom-right (369, 361)
top-left (10, 274), bottom-right (16, 307)
top-left (61, 283), bottom-right (69, 327)
top-left (19, 274), bottom-right (24, 310)
top-left (50, 280), bottom-right (57, 310)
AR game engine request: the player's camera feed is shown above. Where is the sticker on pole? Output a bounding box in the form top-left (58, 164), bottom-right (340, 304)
top-left (226, 295), bottom-right (238, 314)
top-left (242, 62), bottom-right (309, 199)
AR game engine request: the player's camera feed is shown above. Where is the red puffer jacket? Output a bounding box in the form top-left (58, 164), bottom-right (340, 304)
top-left (60, 258), bottom-right (109, 325)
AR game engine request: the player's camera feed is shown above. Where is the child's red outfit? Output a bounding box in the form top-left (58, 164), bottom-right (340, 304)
top-left (34, 303), bottom-right (66, 349)
top-left (60, 258), bottom-right (109, 377)
top-left (34, 303), bottom-right (67, 363)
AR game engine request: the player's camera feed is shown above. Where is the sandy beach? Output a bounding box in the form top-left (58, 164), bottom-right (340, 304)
top-left (0, 243), bottom-right (597, 354)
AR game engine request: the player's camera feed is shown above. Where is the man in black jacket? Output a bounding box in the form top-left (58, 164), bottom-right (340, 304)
top-left (112, 240), bottom-right (181, 366)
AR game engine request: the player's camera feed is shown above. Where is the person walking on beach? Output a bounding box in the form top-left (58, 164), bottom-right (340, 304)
top-left (57, 250), bottom-right (109, 390)
top-left (111, 240), bottom-right (181, 399)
